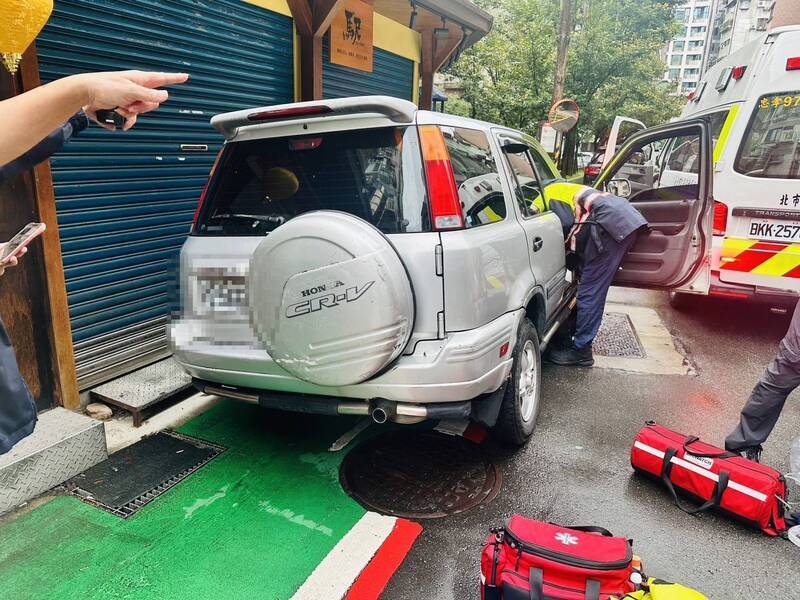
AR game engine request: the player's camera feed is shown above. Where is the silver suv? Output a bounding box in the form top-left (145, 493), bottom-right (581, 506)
top-left (171, 97), bottom-right (715, 444)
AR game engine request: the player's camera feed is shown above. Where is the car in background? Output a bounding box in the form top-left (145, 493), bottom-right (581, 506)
top-left (582, 150), bottom-right (603, 184)
top-left (171, 96), bottom-right (716, 445)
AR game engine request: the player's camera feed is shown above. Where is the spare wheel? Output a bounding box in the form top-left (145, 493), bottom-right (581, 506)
top-left (249, 211), bottom-right (415, 387)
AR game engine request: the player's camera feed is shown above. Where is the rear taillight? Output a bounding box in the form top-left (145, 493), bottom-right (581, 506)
top-left (191, 150), bottom-right (223, 232)
top-left (247, 105), bottom-right (332, 121)
top-left (732, 65), bottom-right (747, 80)
top-left (584, 165), bottom-right (600, 177)
top-left (713, 200), bottom-right (728, 236)
top-left (419, 126), bottom-right (464, 230)
top-left (787, 57), bottom-right (800, 71)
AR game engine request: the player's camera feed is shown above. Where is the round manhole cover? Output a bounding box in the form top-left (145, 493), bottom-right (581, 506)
top-left (340, 430), bottom-right (501, 519)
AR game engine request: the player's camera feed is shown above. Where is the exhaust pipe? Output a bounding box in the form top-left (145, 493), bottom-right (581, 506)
top-left (371, 399), bottom-right (396, 424)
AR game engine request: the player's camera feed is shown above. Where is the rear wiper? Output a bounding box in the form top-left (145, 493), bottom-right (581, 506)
top-left (208, 213), bottom-right (287, 226)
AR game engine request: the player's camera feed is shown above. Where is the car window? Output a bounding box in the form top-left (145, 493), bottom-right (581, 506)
top-left (528, 147), bottom-right (558, 184)
top-left (195, 126), bottom-right (429, 236)
top-left (735, 92), bottom-right (800, 179)
top-left (604, 130), bottom-right (701, 203)
top-left (502, 146), bottom-right (546, 218)
top-left (442, 127), bottom-right (507, 228)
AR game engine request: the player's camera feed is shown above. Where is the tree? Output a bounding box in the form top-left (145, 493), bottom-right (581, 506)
top-left (444, 0), bottom-right (685, 173)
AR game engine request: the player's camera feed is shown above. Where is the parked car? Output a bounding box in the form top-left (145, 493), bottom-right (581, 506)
top-left (171, 96), bottom-right (716, 444)
top-left (582, 150), bottom-right (603, 184)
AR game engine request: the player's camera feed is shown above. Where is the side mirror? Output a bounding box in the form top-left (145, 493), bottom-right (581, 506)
top-left (606, 178), bottom-right (632, 198)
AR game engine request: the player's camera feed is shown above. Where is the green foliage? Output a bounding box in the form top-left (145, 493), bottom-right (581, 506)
top-left (443, 0), bottom-right (686, 143)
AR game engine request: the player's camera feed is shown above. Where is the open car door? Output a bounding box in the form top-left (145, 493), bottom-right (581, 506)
top-left (593, 119), bottom-right (713, 293)
top-left (600, 116), bottom-right (646, 170)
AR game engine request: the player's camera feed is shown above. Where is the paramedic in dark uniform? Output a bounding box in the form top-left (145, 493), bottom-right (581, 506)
top-left (547, 187), bottom-right (648, 367)
top-left (725, 299), bottom-right (800, 463)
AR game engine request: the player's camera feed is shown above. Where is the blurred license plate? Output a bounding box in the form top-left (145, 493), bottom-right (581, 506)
top-left (748, 219), bottom-right (800, 242)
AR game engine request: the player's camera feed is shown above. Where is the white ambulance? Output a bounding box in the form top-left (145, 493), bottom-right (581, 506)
top-left (669, 25), bottom-right (800, 309)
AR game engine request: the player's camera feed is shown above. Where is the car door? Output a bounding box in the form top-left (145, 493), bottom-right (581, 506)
top-left (593, 119), bottom-right (713, 293)
top-left (496, 132), bottom-right (568, 318)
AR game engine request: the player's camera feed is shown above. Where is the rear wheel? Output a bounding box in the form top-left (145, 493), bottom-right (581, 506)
top-left (668, 291), bottom-right (692, 311)
top-left (493, 318), bottom-right (541, 446)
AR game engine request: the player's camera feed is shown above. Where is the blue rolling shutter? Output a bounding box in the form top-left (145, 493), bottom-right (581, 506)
top-left (37, 0), bottom-right (294, 388)
top-left (322, 36), bottom-right (414, 101)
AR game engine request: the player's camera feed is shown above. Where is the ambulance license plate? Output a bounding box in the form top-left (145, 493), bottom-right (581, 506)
top-left (747, 219), bottom-right (800, 243)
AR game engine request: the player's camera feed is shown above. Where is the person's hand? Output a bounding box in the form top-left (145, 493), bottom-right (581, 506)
top-left (0, 245), bottom-right (27, 277)
top-left (74, 70), bottom-right (189, 131)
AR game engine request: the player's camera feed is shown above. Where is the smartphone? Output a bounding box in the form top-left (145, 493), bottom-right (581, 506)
top-left (0, 223), bottom-right (46, 265)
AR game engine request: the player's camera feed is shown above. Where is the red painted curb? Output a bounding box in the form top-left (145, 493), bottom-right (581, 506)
top-left (344, 518), bottom-right (423, 600)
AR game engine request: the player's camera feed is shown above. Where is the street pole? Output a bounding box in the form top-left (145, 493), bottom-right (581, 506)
top-left (552, 0), bottom-right (573, 172)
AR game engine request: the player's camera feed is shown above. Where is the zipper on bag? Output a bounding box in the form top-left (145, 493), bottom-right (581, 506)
top-left (503, 530), bottom-right (631, 571)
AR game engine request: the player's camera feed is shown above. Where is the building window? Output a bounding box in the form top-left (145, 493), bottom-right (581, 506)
top-left (670, 55), bottom-right (683, 66)
top-left (674, 7), bottom-right (688, 22)
top-left (668, 68), bottom-right (681, 81)
top-left (673, 40), bottom-right (686, 51)
top-left (694, 6), bottom-right (709, 19)
top-left (688, 40), bottom-right (704, 49)
top-left (682, 81), bottom-right (697, 93)
top-left (687, 54), bottom-right (702, 63)
top-left (683, 68), bottom-right (700, 77)
top-left (690, 26), bottom-right (707, 36)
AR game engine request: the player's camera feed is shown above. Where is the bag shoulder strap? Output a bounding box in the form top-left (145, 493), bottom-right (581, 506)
top-left (562, 525), bottom-right (613, 537)
top-left (661, 447), bottom-right (731, 514)
top-left (585, 579), bottom-right (601, 600)
top-left (529, 567), bottom-right (543, 600)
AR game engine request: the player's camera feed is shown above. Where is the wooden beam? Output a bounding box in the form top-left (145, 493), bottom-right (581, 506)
top-left (287, 0), bottom-right (313, 37)
top-left (19, 46), bottom-right (80, 410)
top-left (433, 29), bottom-right (464, 72)
top-left (299, 34), bottom-right (323, 100)
top-left (420, 28), bottom-right (434, 110)
top-left (313, 0), bottom-right (346, 37)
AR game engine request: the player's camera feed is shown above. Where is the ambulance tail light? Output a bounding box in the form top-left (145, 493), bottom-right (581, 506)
top-left (732, 66), bottom-right (747, 80)
top-left (419, 126), bottom-right (464, 230)
top-left (787, 57), bottom-right (800, 71)
top-left (191, 150), bottom-right (224, 232)
top-left (713, 200), bottom-right (728, 236)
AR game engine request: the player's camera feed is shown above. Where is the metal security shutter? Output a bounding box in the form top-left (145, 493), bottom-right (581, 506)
top-left (322, 37), bottom-right (414, 100)
top-left (37, 0), bottom-right (294, 389)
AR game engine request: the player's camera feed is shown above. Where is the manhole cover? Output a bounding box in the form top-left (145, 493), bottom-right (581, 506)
top-left (340, 430), bottom-right (501, 519)
top-left (592, 312), bottom-right (646, 358)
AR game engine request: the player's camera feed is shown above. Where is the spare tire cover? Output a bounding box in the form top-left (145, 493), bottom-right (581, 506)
top-left (249, 211), bottom-right (415, 386)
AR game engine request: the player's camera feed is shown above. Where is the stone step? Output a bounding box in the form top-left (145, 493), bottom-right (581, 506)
top-left (90, 357), bottom-right (193, 426)
top-left (0, 407), bottom-right (107, 515)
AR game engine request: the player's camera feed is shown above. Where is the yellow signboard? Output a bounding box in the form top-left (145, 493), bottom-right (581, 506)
top-left (330, 0), bottom-right (374, 73)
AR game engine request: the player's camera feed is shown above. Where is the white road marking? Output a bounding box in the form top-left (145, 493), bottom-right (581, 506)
top-left (290, 512), bottom-right (396, 600)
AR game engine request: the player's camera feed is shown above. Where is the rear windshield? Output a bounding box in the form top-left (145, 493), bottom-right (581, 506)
top-left (195, 126), bottom-right (430, 235)
top-left (735, 92), bottom-right (800, 179)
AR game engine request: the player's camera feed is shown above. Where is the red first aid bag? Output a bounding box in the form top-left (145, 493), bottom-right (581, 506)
top-left (631, 421), bottom-right (787, 536)
top-left (480, 515), bottom-right (637, 600)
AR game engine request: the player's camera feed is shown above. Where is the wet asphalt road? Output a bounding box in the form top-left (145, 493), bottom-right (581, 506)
top-left (383, 288), bottom-right (800, 599)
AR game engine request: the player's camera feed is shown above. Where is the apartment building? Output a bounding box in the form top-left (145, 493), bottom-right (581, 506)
top-left (663, 1), bottom-right (714, 95)
top-left (702, 0), bottom-right (776, 72)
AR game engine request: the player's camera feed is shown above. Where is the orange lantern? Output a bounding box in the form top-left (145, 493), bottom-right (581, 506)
top-left (0, 0), bottom-right (53, 73)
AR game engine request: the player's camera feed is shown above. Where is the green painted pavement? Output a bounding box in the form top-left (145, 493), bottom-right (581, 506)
top-left (0, 401), bottom-right (368, 600)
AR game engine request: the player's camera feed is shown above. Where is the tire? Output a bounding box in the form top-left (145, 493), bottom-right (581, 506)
top-left (668, 291), bottom-right (692, 311)
top-left (492, 318), bottom-right (542, 446)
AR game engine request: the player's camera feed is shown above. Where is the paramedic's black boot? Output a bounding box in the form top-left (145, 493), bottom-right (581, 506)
top-left (546, 343), bottom-right (594, 367)
top-left (743, 445), bottom-right (763, 463)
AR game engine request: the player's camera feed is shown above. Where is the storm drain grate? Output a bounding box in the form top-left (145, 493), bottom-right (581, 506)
top-left (340, 430), bottom-right (501, 519)
top-left (592, 312), bottom-right (646, 358)
top-left (66, 431), bottom-right (225, 518)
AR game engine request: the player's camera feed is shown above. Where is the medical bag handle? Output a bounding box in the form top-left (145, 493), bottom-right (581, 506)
top-left (528, 568), bottom-right (600, 600)
top-left (661, 447), bottom-right (731, 515)
top-left (558, 525), bottom-right (614, 537)
top-left (682, 436), bottom-right (738, 459)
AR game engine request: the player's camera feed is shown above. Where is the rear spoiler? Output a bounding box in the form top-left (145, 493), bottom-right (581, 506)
top-left (210, 95), bottom-right (418, 139)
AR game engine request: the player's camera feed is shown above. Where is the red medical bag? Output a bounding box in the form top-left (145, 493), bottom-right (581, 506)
top-left (631, 421), bottom-right (787, 536)
top-left (480, 515), bottom-right (637, 599)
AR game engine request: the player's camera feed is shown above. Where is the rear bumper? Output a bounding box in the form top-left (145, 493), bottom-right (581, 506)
top-left (171, 309), bottom-right (523, 404)
top-left (708, 272), bottom-right (798, 305)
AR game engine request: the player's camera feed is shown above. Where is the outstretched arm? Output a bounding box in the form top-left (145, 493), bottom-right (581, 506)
top-left (0, 70), bottom-right (188, 165)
